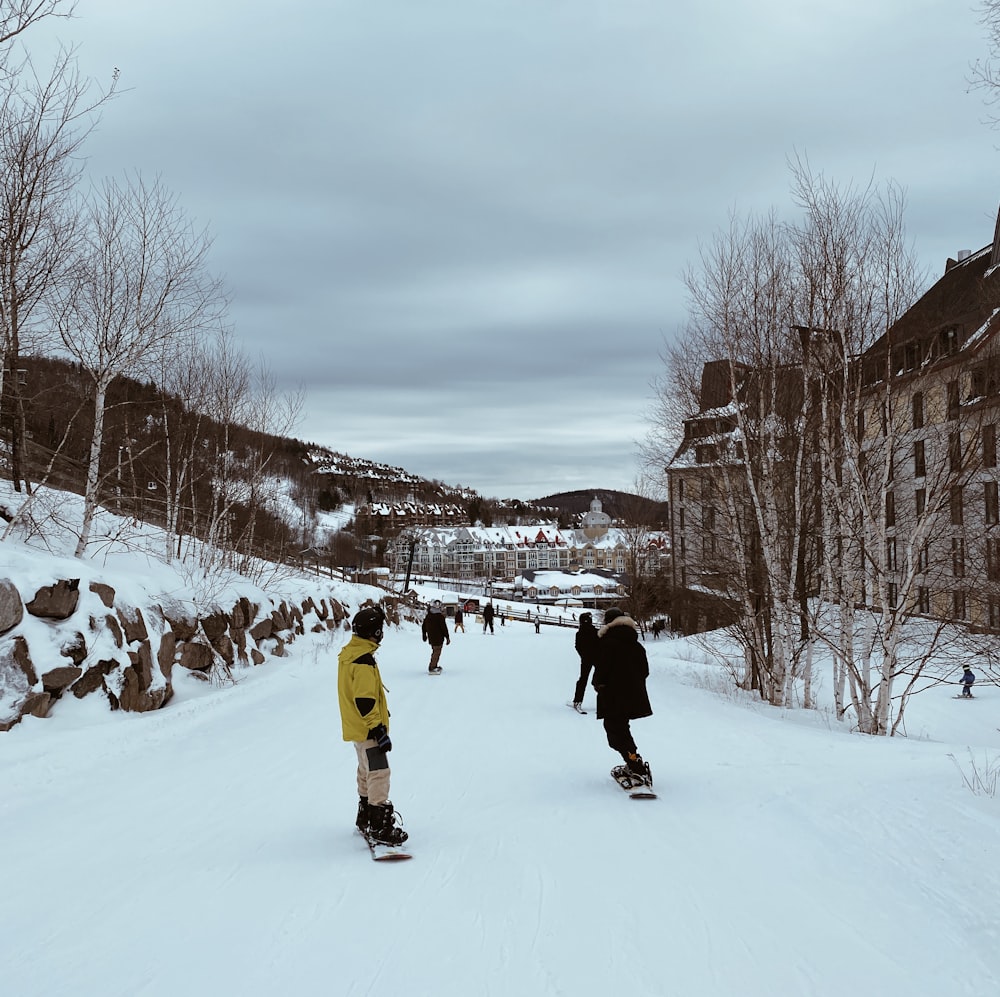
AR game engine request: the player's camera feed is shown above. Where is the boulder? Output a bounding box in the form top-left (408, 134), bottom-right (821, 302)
top-left (177, 641), bottom-right (214, 672)
top-left (26, 578), bottom-right (79, 620)
top-left (60, 631), bottom-right (87, 666)
top-left (116, 605), bottom-right (148, 644)
top-left (249, 618), bottom-right (273, 642)
top-left (201, 610), bottom-right (230, 641)
top-left (157, 631), bottom-right (176, 681)
top-left (71, 659), bottom-right (117, 699)
top-left (89, 581), bottom-right (116, 608)
top-left (0, 578), bottom-right (23, 634)
top-left (41, 665), bottom-right (83, 694)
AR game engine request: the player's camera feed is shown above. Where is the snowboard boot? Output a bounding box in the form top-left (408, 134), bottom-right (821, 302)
top-left (367, 801), bottom-right (409, 846)
top-left (568, 702), bottom-right (587, 714)
top-left (355, 796), bottom-right (371, 833)
top-left (626, 753), bottom-right (652, 786)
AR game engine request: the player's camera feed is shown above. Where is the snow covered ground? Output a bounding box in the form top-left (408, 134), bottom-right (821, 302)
top-left (3, 587), bottom-right (1000, 996)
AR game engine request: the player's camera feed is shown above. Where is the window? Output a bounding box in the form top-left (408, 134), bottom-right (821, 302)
top-left (949, 431), bottom-right (962, 473)
top-left (912, 392), bottom-right (924, 430)
top-left (918, 542), bottom-right (930, 573)
top-left (947, 380), bottom-right (960, 419)
top-left (678, 508), bottom-right (685, 529)
top-left (917, 586), bottom-right (930, 614)
top-left (988, 539), bottom-right (1000, 581)
top-left (986, 424), bottom-right (998, 469)
top-left (987, 481), bottom-right (999, 525)
top-left (886, 538), bottom-right (897, 572)
top-left (915, 488), bottom-right (926, 517)
top-left (990, 597), bottom-right (1000, 630)
top-left (887, 582), bottom-right (898, 608)
top-left (950, 486), bottom-right (964, 526)
top-left (885, 491), bottom-right (896, 528)
top-left (677, 479), bottom-right (685, 501)
top-left (952, 537), bottom-right (966, 578)
top-left (914, 440), bottom-right (926, 478)
top-left (857, 410), bottom-right (866, 439)
top-left (953, 589), bottom-right (967, 620)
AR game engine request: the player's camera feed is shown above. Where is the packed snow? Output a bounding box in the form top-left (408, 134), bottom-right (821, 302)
top-left (2, 590), bottom-right (1000, 994)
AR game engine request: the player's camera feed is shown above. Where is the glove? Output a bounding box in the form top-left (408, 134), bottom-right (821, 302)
top-left (369, 723), bottom-right (392, 752)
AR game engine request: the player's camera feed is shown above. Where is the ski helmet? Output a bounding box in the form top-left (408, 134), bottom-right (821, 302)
top-left (352, 605), bottom-right (385, 642)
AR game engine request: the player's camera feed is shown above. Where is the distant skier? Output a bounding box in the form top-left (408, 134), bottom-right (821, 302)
top-left (961, 666), bottom-right (976, 698)
top-left (483, 601), bottom-right (495, 634)
top-left (568, 611), bottom-right (599, 714)
top-left (421, 599), bottom-right (451, 673)
top-left (593, 607), bottom-right (653, 786)
top-left (338, 605), bottom-right (408, 846)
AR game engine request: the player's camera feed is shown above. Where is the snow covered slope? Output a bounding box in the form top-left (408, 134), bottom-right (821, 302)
top-left (2, 612), bottom-right (998, 996)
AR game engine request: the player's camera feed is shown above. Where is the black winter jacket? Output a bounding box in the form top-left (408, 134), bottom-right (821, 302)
top-left (575, 620), bottom-right (600, 664)
top-left (593, 616), bottom-right (652, 720)
top-left (421, 611), bottom-right (450, 646)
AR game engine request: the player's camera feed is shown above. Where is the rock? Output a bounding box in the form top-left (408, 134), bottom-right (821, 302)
top-left (89, 581), bottom-right (116, 608)
top-left (60, 631), bottom-right (87, 666)
top-left (157, 631), bottom-right (176, 681)
top-left (71, 659), bottom-right (117, 699)
top-left (0, 578), bottom-right (24, 634)
top-left (201, 610), bottom-right (229, 641)
top-left (177, 641), bottom-right (214, 672)
top-left (25, 578), bottom-right (79, 620)
top-left (41, 665), bottom-right (83, 694)
top-left (116, 605), bottom-right (148, 644)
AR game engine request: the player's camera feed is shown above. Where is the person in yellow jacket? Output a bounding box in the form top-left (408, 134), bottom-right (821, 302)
top-left (338, 605), bottom-right (408, 846)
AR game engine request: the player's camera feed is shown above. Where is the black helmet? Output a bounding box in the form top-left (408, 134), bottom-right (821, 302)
top-left (352, 605), bottom-right (385, 642)
top-left (603, 606), bottom-right (624, 625)
top-left (579, 612), bottom-right (593, 625)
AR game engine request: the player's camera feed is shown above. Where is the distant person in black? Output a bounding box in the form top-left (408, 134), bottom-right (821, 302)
top-left (568, 612), bottom-right (599, 714)
top-left (421, 599), bottom-right (450, 673)
top-left (593, 607), bottom-right (653, 785)
top-left (482, 601), bottom-right (495, 634)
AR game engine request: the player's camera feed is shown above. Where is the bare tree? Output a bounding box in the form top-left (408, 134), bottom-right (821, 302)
top-left (53, 173), bottom-right (225, 556)
top-left (0, 45), bottom-right (114, 492)
top-left (0, 1), bottom-right (75, 52)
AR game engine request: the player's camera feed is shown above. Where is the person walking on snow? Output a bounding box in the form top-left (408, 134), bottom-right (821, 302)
top-left (483, 601), bottom-right (495, 634)
top-left (568, 611), bottom-right (599, 714)
top-left (421, 599), bottom-right (451, 673)
top-left (337, 605), bottom-right (408, 845)
top-left (961, 666), bottom-right (976, 698)
top-left (593, 606), bottom-right (653, 786)
top-left (453, 606), bottom-right (465, 633)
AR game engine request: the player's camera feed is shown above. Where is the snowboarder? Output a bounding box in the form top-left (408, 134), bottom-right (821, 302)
top-left (338, 605), bottom-right (408, 846)
top-left (568, 612), bottom-right (599, 714)
top-left (421, 599), bottom-right (451, 673)
top-left (483, 601), bottom-right (495, 634)
top-left (961, 666), bottom-right (976, 698)
top-left (593, 607), bottom-right (653, 785)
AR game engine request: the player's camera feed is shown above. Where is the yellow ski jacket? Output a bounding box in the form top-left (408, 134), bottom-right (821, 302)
top-left (337, 634), bottom-right (389, 742)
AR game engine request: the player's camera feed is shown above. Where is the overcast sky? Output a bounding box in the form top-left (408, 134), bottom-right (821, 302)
top-left (24, 1), bottom-right (1000, 500)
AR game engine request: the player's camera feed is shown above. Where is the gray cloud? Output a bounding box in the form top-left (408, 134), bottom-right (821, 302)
top-left (24, 0), bottom-right (1000, 499)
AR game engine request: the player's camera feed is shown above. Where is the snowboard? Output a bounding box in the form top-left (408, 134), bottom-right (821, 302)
top-left (953, 694), bottom-right (976, 699)
top-left (612, 770), bottom-right (657, 800)
top-left (360, 829), bottom-right (412, 861)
